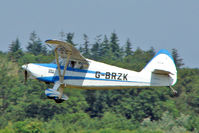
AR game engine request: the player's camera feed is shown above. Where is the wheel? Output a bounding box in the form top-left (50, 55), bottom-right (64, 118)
top-left (54, 98), bottom-right (65, 103)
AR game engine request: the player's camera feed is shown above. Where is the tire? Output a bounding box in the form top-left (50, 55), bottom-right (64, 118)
top-left (54, 98), bottom-right (64, 103)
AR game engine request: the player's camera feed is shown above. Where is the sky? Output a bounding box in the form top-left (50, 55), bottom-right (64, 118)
top-left (0, 0), bottom-right (198, 68)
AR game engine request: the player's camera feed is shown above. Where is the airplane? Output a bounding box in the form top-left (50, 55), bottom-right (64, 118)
top-left (22, 39), bottom-right (177, 103)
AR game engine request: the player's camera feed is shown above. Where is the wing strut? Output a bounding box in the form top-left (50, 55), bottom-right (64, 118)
top-left (45, 39), bottom-right (88, 103)
top-left (54, 47), bottom-right (71, 98)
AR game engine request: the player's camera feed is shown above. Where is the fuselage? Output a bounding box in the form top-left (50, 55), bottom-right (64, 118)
top-left (22, 59), bottom-right (173, 89)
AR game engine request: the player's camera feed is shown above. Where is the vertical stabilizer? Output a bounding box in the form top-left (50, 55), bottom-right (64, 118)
top-left (141, 49), bottom-right (177, 86)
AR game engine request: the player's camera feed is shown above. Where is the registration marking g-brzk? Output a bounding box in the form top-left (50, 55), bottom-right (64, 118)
top-left (95, 71), bottom-right (128, 81)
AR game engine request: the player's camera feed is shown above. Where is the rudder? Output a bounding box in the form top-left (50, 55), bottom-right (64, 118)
top-left (141, 49), bottom-right (177, 86)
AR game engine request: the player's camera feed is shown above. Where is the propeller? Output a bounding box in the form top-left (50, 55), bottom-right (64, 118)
top-left (24, 70), bottom-right (28, 84)
top-left (22, 64), bottom-right (28, 84)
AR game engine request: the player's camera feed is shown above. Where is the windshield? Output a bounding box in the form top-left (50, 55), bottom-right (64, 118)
top-left (51, 57), bottom-right (67, 65)
top-left (51, 57), bottom-right (84, 69)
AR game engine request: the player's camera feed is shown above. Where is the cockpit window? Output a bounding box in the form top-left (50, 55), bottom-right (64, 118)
top-left (71, 61), bottom-right (76, 68)
top-left (68, 61), bottom-right (83, 69)
top-left (78, 62), bottom-right (83, 69)
top-left (51, 57), bottom-right (66, 66)
top-left (52, 57), bottom-right (87, 69)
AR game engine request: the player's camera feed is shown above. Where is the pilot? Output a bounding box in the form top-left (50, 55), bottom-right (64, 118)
top-left (79, 62), bottom-right (83, 69)
top-left (71, 61), bottom-right (76, 68)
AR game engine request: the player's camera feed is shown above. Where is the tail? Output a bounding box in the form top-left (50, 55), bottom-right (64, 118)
top-left (141, 49), bottom-right (177, 86)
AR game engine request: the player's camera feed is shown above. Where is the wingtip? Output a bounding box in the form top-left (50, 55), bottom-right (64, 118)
top-left (45, 39), bottom-right (53, 43)
top-left (45, 39), bottom-right (64, 44)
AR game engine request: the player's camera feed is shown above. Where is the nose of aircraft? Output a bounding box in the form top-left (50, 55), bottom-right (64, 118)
top-left (22, 64), bottom-right (28, 70)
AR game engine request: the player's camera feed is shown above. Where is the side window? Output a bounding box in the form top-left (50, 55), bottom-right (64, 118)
top-left (67, 60), bottom-right (87, 69)
top-left (68, 61), bottom-right (75, 68)
top-left (79, 62), bottom-right (83, 69)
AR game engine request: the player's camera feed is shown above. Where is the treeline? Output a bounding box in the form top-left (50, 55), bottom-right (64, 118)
top-left (0, 31), bottom-right (198, 133)
top-left (8, 31), bottom-right (184, 69)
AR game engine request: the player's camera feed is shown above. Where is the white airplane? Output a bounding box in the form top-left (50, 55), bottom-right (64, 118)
top-left (22, 40), bottom-right (177, 103)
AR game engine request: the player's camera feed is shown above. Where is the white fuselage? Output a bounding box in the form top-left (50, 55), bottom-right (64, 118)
top-left (23, 59), bottom-right (173, 89)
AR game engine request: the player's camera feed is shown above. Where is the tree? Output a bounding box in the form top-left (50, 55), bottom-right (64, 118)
top-left (120, 47), bottom-right (125, 59)
top-left (82, 34), bottom-right (90, 57)
top-left (147, 47), bottom-right (155, 57)
top-left (124, 38), bottom-right (133, 57)
top-left (65, 32), bottom-right (76, 46)
top-left (99, 35), bottom-right (111, 58)
top-left (79, 44), bottom-right (84, 54)
top-left (172, 48), bottom-right (184, 68)
top-left (9, 38), bottom-right (21, 53)
top-left (109, 32), bottom-right (120, 59)
top-left (59, 30), bottom-right (65, 41)
top-left (27, 31), bottom-right (47, 55)
top-left (91, 35), bottom-right (102, 60)
top-left (8, 38), bottom-right (23, 62)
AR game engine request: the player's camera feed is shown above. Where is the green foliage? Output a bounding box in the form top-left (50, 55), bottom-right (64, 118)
top-left (90, 35), bottom-right (102, 60)
top-left (82, 34), bottom-right (90, 57)
top-left (109, 32), bottom-right (120, 59)
top-left (99, 35), bottom-right (112, 59)
top-left (17, 53), bottom-right (54, 66)
top-left (27, 31), bottom-right (47, 55)
top-left (140, 112), bottom-right (196, 133)
top-left (8, 38), bottom-right (24, 62)
top-left (0, 32), bottom-right (198, 133)
top-left (66, 32), bottom-right (76, 46)
top-left (9, 38), bottom-right (21, 53)
top-left (125, 38), bottom-right (133, 57)
top-left (13, 119), bottom-right (43, 133)
top-left (172, 48), bottom-right (184, 68)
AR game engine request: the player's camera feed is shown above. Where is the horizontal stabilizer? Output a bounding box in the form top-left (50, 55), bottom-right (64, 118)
top-left (152, 69), bottom-right (174, 75)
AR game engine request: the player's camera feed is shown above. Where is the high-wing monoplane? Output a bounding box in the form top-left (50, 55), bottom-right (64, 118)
top-left (22, 40), bottom-right (177, 103)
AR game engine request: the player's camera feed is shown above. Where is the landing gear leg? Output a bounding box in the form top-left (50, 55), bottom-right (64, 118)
top-left (45, 46), bottom-right (71, 103)
top-left (52, 81), bottom-right (61, 91)
top-left (169, 86), bottom-right (177, 95)
top-left (58, 85), bottom-right (64, 99)
top-left (45, 82), bottom-right (68, 103)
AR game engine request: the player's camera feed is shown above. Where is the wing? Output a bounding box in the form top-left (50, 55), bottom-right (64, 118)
top-left (45, 39), bottom-right (87, 63)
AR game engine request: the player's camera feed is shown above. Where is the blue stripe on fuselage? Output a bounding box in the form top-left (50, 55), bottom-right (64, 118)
top-left (33, 64), bottom-right (148, 84)
top-left (33, 63), bottom-right (100, 74)
top-left (37, 76), bottom-right (150, 84)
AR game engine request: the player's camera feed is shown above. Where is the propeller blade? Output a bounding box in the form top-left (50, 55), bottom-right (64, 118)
top-left (24, 70), bottom-right (28, 84)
